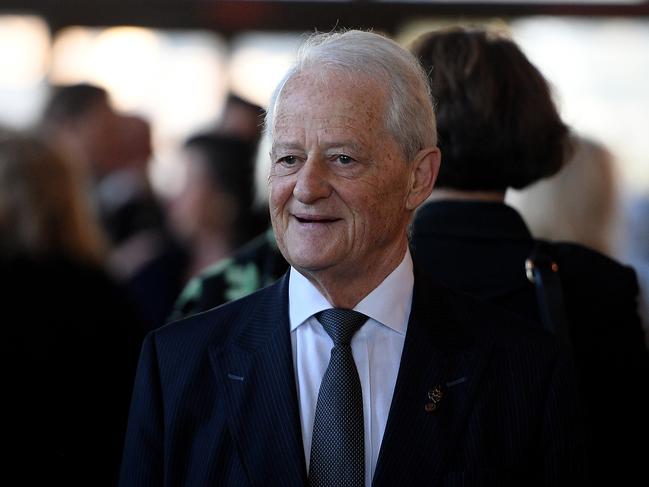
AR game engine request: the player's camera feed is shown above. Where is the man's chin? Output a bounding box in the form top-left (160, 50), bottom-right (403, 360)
top-left (286, 253), bottom-right (338, 276)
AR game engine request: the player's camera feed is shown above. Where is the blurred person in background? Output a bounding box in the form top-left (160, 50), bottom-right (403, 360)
top-left (39, 83), bottom-right (120, 182)
top-left (410, 26), bottom-right (649, 485)
top-left (97, 113), bottom-right (187, 331)
top-left (167, 133), bottom-right (263, 284)
top-left (507, 134), bottom-right (649, 340)
top-left (98, 113), bottom-right (162, 252)
top-left (0, 129), bottom-right (144, 486)
top-left (170, 99), bottom-right (284, 321)
top-left (507, 134), bottom-right (619, 258)
top-left (216, 92), bottom-right (265, 143)
top-left (40, 85), bottom-right (186, 330)
top-left (215, 92), bottom-right (269, 234)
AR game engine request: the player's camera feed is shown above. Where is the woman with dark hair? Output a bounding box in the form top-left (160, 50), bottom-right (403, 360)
top-left (410, 27), bottom-right (649, 485)
top-left (414, 28), bottom-right (569, 193)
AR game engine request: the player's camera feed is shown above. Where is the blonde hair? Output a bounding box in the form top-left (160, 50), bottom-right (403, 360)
top-left (0, 129), bottom-right (108, 264)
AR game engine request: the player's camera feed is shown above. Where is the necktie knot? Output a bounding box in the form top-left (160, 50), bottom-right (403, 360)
top-left (316, 308), bottom-right (368, 346)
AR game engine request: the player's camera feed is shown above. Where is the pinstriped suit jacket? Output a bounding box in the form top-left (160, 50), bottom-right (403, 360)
top-left (119, 272), bottom-right (586, 486)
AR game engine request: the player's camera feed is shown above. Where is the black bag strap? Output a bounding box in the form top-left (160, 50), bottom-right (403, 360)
top-left (525, 242), bottom-right (571, 346)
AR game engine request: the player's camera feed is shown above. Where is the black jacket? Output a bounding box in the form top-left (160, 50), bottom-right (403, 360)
top-left (3, 254), bottom-right (145, 486)
top-left (411, 200), bottom-right (649, 486)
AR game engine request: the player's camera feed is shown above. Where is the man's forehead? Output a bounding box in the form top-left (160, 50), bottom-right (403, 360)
top-left (277, 70), bottom-right (385, 109)
top-left (272, 72), bottom-right (388, 137)
top-left (284, 68), bottom-right (378, 91)
top-left (274, 113), bottom-right (365, 131)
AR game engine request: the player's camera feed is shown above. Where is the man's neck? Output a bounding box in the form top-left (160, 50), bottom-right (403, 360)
top-left (297, 243), bottom-right (408, 309)
top-left (428, 188), bottom-right (506, 203)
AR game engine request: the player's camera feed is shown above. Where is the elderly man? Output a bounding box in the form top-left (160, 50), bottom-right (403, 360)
top-left (120, 30), bottom-right (585, 486)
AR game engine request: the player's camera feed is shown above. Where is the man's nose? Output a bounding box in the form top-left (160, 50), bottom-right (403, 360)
top-left (293, 157), bottom-right (332, 203)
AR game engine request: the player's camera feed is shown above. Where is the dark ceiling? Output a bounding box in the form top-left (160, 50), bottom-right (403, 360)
top-left (3, 1), bottom-right (649, 36)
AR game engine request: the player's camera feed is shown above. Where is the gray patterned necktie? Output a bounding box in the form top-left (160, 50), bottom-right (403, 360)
top-left (309, 308), bottom-right (368, 487)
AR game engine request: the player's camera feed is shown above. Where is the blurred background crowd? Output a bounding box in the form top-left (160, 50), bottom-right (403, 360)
top-left (1, 0), bottom-right (648, 484)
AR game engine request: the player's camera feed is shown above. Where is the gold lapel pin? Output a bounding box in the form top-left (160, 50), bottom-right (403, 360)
top-left (425, 385), bottom-right (444, 413)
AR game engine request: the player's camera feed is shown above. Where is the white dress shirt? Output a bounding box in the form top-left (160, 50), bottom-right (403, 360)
top-left (289, 249), bottom-right (414, 487)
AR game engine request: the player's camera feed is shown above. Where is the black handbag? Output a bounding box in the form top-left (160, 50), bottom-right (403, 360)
top-left (525, 242), bottom-right (571, 346)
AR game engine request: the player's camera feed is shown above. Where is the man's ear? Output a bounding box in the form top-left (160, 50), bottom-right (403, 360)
top-left (405, 147), bottom-right (441, 210)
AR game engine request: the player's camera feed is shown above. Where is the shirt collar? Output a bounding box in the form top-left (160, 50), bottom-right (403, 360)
top-left (289, 249), bottom-right (413, 336)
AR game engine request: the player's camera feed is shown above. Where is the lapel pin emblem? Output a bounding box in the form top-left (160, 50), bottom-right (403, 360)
top-left (425, 385), bottom-right (444, 413)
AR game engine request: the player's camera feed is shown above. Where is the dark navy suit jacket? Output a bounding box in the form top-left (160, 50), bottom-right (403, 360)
top-left (119, 272), bottom-right (585, 486)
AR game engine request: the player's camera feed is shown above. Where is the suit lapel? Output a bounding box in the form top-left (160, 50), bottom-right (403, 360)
top-left (373, 275), bottom-right (494, 486)
top-left (209, 274), bottom-right (307, 487)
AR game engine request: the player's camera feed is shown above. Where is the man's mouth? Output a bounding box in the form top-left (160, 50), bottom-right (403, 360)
top-left (293, 214), bottom-right (340, 224)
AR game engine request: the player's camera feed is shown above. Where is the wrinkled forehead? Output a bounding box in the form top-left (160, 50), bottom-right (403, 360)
top-left (272, 70), bottom-right (390, 137)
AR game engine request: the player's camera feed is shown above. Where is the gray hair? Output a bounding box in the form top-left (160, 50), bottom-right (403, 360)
top-left (265, 30), bottom-right (437, 162)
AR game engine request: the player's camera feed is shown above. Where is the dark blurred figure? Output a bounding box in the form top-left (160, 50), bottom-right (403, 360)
top-left (215, 92), bottom-right (270, 238)
top-left (167, 133), bottom-right (263, 282)
top-left (98, 113), bottom-right (162, 248)
top-left (215, 92), bottom-right (270, 240)
top-left (216, 92), bottom-right (265, 143)
top-left (97, 113), bottom-right (187, 331)
top-left (169, 96), bottom-right (280, 321)
top-left (39, 83), bottom-right (120, 182)
top-left (0, 129), bottom-right (144, 486)
top-left (40, 84), bottom-right (185, 331)
top-left (410, 27), bottom-right (649, 486)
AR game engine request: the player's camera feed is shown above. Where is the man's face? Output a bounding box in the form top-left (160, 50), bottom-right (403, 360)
top-left (268, 71), bottom-right (415, 282)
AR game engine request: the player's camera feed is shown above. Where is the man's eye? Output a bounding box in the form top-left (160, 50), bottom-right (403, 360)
top-left (278, 155), bottom-right (297, 165)
top-left (337, 154), bottom-right (353, 164)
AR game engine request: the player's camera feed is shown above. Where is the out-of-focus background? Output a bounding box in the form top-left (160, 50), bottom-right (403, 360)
top-left (1, 0), bottom-right (648, 277)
